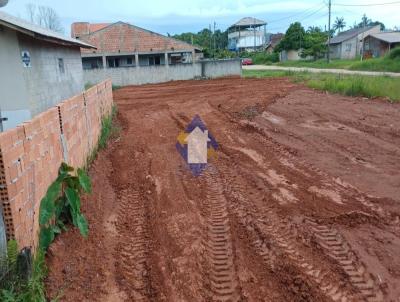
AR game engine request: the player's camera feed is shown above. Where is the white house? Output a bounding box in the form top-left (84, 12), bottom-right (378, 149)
top-left (228, 17), bottom-right (267, 52)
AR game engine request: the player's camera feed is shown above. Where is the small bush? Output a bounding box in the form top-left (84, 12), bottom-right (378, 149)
top-left (388, 46), bottom-right (400, 59)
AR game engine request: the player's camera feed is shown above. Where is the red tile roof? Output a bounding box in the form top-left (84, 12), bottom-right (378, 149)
top-left (74, 21), bottom-right (200, 54)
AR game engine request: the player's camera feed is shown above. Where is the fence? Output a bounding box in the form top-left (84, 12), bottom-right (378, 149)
top-left (0, 80), bottom-right (113, 251)
top-left (83, 59), bottom-right (242, 86)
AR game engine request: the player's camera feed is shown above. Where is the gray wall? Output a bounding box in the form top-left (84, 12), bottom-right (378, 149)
top-left (0, 28), bottom-right (85, 131)
top-left (0, 27), bottom-right (31, 130)
top-left (83, 59), bottom-right (242, 86)
top-left (18, 35), bottom-right (84, 116)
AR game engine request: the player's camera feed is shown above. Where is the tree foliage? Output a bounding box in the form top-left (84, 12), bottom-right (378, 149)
top-left (172, 28), bottom-right (228, 57)
top-left (353, 14), bottom-right (385, 30)
top-left (275, 22), bottom-right (306, 52)
top-left (301, 27), bottom-right (328, 60)
top-left (333, 17), bottom-right (346, 33)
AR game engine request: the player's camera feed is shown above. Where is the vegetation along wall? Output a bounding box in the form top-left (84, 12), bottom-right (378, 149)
top-left (0, 80), bottom-right (113, 250)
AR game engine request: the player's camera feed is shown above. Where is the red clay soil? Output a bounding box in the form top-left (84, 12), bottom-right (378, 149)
top-left (45, 78), bottom-right (400, 302)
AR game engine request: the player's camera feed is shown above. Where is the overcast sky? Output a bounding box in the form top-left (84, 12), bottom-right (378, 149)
top-left (2, 0), bottom-right (400, 36)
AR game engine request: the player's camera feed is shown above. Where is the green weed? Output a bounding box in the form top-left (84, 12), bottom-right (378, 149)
top-left (243, 70), bottom-right (400, 102)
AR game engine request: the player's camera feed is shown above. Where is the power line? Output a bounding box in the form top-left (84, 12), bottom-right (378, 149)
top-left (268, 2), bottom-right (325, 24)
top-left (333, 1), bottom-right (400, 6)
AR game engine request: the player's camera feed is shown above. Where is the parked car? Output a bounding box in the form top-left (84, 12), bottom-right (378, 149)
top-left (241, 58), bottom-right (253, 65)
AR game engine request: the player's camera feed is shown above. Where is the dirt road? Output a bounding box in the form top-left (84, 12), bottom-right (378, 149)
top-left (46, 78), bottom-right (400, 302)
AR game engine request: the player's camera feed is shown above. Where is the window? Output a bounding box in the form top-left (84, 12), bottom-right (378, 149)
top-left (127, 57), bottom-right (133, 65)
top-left (107, 58), bottom-right (120, 68)
top-left (148, 56), bottom-right (161, 66)
top-left (58, 58), bottom-right (65, 73)
top-left (345, 43), bottom-right (352, 52)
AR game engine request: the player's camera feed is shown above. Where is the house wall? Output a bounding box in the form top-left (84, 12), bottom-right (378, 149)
top-left (18, 34), bottom-right (85, 117)
top-left (0, 28), bottom-right (86, 132)
top-left (83, 59), bottom-right (242, 86)
top-left (338, 25), bottom-right (381, 59)
top-left (0, 27), bottom-right (31, 130)
top-left (340, 37), bottom-right (358, 59)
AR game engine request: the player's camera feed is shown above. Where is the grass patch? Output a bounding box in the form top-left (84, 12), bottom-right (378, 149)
top-left (112, 85), bottom-right (122, 91)
top-left (0, 244), bottom-right (52, 302)
top-left (243, 69), bottom-right (400, 102)
top-left (265, 49), bottom-right (400, 73)
top-left (99, 105), bottom-right (119, 150)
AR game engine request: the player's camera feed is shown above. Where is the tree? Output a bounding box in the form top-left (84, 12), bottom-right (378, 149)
top-left (301, 26), bottom-right (328, 60)
top-left (25, 3), bottom-right (64, 33)
top-left (172, 28), bottom-right (228, 58)
top-left (353, 14), bottom-right (385, 30)
top-left (275, 22), bottom-right (306, 52)
top-left (333, 17), bottom-right (346, 33)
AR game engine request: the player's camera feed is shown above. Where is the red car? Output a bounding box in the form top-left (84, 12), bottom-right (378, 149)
top-left (241, 58), bottom-right (253, 65)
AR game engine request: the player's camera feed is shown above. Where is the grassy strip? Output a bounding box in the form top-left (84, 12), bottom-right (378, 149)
top-left (243, 70), bottom-right (400, 102)
top-left (271, 57), bottom-right (400, 73)
top-left (0, 106), bottom-right (118, 302)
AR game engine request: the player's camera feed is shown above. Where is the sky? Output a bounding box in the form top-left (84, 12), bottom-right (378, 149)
top-left (1, 0), bottom-right (400, 36)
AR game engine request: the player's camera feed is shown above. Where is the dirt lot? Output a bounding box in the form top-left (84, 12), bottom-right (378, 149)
top-left (46, 78), bottom-right (400, 302)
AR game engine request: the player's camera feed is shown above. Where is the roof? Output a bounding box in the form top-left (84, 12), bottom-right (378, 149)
top-left (266, 33), bottom-right (284, 50)
top-left (329, 26), bottom-right (376, 44)
top-left (229, 17), bottom-right (267, 29)
top-left (89, 23), bottom-right (110, 33)
top-left (0, 11), bottom-right (95, 49)
top-left (77, 21), bottom-right (202, 54)
top-left (367, 31), bottom-right (400, 44)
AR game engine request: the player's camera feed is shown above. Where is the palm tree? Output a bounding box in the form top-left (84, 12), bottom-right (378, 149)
top-left (333, 17), bottom-right (346, 33)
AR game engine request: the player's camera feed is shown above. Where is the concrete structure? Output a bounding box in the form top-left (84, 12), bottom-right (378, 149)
top-left (0, 12), bottom-right (94, 132)
top-left (328, 25), bottom-right (381, 59)
top-left (83, 59), bottom-right (242, 86)
top-left (363, 31), bottom-right (400, 58)
top-left (71, 21), bottom-right (203, 70)
top-left (228, 17), bottom-right (267, 52)
top-left (279, 49), bottom-right (312, 62)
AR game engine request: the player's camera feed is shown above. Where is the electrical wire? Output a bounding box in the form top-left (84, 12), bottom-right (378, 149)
top-left (333, 1), bottom-right (400, 6)
top-left (268, 2), bottom-right (326, 23)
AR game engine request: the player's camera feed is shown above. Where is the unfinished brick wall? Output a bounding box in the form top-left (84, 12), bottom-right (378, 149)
top-left (0, 79), bottom-right (113, 250)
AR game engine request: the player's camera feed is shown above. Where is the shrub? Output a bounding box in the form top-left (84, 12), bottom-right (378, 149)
top-left (388, 46), bottom-right (400, 59)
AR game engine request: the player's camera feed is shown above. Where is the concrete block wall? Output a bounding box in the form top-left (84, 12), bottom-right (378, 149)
top-left (83, 59), bottom-right (242, 86)
top-left (0, 79), bottom-right (113, 250)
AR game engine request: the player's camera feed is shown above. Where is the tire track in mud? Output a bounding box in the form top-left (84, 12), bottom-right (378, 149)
top-left (305, 219), bottom-right (385, 302)
top-left (203, 168), bottom-right (242, 302)
top-left (239, 120), bottom-right (396, 224)
top-left (218, 164), bottom-right (354, 302)
top-left (115, 188), bottom-right (152, 301)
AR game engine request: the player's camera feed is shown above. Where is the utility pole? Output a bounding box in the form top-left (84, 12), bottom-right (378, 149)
top-left (213, 21), bottom-right (216, 58)
top-left (327, 0), bottom-right (331, 63)
top-left (209, 24), bottom-right (212, 57)
top-left (361, 16), bottom-right (366, 61)
top-left (253, 18), bottom-right (256, 51)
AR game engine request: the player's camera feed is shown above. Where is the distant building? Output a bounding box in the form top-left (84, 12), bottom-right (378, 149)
top-left (71, 21), bottom-right (203, 70)
top-left (228, 17), bottom-right (267, 52)
top-left (0, 12), bottom-right (94, 131)
top-left (265, 33), bottom-right (284, 53)
top-left (363, 31), bottom-right (400, 58)
top-left (328, 25), bottom-right (380, 59)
